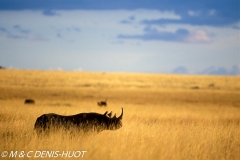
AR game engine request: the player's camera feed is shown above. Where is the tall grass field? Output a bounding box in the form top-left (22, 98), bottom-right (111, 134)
top-left (0, 69), bottom-right (239, 160)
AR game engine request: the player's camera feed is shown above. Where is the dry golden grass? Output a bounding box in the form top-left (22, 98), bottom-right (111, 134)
top-left (0, 69), bottom-right (240, 160)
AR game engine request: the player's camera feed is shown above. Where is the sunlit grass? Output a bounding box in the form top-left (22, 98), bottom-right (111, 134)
top-left (0, 69), bottom-right (239, 159)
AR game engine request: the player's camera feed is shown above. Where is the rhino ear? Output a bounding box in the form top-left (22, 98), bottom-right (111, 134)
top-left (107, 111), bottom-right (112, 118)
top-left (103, 111), bottom-right (108, 116)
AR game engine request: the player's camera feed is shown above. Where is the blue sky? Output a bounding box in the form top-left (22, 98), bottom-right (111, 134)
top-left (0, 0), bottom-right (239, 75)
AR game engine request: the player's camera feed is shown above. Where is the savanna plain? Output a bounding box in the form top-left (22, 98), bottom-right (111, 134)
top-left (0, 69), bottom-right (240, 160)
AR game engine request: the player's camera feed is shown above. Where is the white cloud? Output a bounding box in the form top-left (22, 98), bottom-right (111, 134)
top-left (188, 10), bottom-right (201, 17)
top-left (186, 29), bottom-right (211, 43)
top-left (188, 9), bottom-right (217, 17)
top-left (208, 9), bottom-right (216, 16)
top-left (129, 9), bottom-right (181, 21)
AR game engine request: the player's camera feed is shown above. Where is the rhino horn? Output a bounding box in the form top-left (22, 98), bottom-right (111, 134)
top-left (117, 108), bottom-right (123, 120)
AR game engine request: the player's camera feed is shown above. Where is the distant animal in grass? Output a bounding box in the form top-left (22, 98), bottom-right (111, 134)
top-left (24, 99), bottom-right (35, 104)
top-left (98, 100), bottom-right (107, 107)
